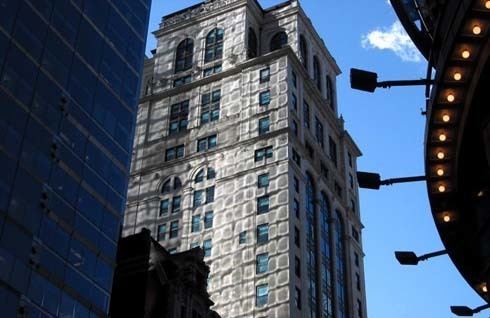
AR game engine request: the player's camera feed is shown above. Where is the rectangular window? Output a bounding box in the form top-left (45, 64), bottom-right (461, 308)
top-left (352, 226), bottom-right (360, 242)
top-left (160, 199), bottom-right (169, 216)
top-left (257, 224), bottom-right (269, 245)
top-left (293, 176), bottom-right (299, 193)
top-left (356, 273), bottom-right (361, 291)
top-left (348, 152), bottom-right (353, 168)
top-left (292, 93), bottom-right (297, 111)
top-left (203, 239), bottom-right (212, 257)
top-left (256, 284), bottom-right (268, 307)
top-left (354, 252), bottom-right (360, 267)
top-left (292, 71), bottom-right (297, 88)
top-left (293, 199), bottom-right (300, 218)
top-left (170, 221), bottom-right (179, 239)
top-left (320, 163), bottom-right (329, 180)
top-left (168, 247), bottom-right (177, 254)
top-left (329, 136), bottom-right (338, 167)
top-left (157, 224), bottom-right (166, 241)
top-left (204, 211), bottom-right (213, 229)
top-left (351, 199), bottom-right (357, 215)
top-left (256, 253), bottom-right (269, 274)
top-left (295, 287), bottom-right (302, 310)
top-left (203, 64), bottom-right (222, 77)
top-left (294, 227), bottom-right (300, 247)
top-left (259, 90), bottom-right (270, 106)
top-left (315, 117), bottom-right (324, 149)
top-left (257, 195), bottom-right (270, 214)
top-left (197, 134), bottom-right (217, 152)
top-left (165, 145), bottom-right (185, 161)
top-left (295, 256), bottom-right (301, 277)
top-left (260, 67), bottom-right (270, 83)
top-left (292, 119), bottom-right (298, 136)
top-left (335, 182), bottom-right (342, 198)
top-left (239, 231), bottom-right (247, 244)
top-left (206, 186), bottom-right (215, 203)
top-left (193, 190), bottom-right (204, 208)
top-left (258, 117), bottom-right (270, 135)
top-left (191, 215), bottom-right (200, 233)
top-left (303, 101), bottom-right (310, 129)
top-left (305, 142), bottom-right (314, 159)
top-left (173, 75), bottom-right (191, 87)
top-left (254, 146), bottom-right (273, 162)
top-left (292, 148), bottom-right (301, 167)
top-left (201, 90), bottom-right (221, 124)
top-left (172, 196), bottom-right (181, 213)
top-left (358, 300), bottom-right (363, 318)
top-left (190, 242), bottom-right (199, 249)
top-left (169, 100), bottom-right (189, 135)
top-left (350, 174), bottom-right (354, 189)
top-left (258, 173), bottom-right (269, 188)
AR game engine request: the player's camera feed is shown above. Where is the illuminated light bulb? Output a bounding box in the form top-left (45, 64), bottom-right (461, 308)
top-left (443, 214), bottom-right (451, 222)
top-left (478, 190), bottom-right (485, 197)
top-left (438, 185), bottom-right (446, 193)
top-left (447, 94), bottom-right (455, 102)
top-left (437, 151), bottom-right (445, 159)
top-left (453, 72), bottom-right (462, 81)
top-left (437, 168), bottom-right (444, 176)
top-left (486, 1), bottom-right (490, 9)
top-left (483, 285), bottom-right (488, 293)
top-left (462, 50), bottom-right (471, 59)
top-left (442, 114), bottom-right (451, 122)
top-left (473, 25), bottom-right (482, 35)
top-left (439, 134), bottom-right (447, 142)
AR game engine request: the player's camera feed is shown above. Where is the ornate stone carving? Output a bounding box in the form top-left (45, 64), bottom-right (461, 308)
top-left (162, 0), bottom-right (240, 27)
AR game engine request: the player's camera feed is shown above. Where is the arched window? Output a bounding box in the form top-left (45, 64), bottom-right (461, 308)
top-left (320, 192), bottom-right (334, 317)
top-left (159, 177), bottom-right (183, 218)
top-left (247, 28), bottom-right (258, 59)
top-left (205, 28), bottom-right (224, 63)
top-left (299, 35), bottom-right (308, 70)
top-left (193, 167), bottom-right (216, 209)
top-left (313, 56), bottom-right (322, 91)
top-left (305, 173), bottom-right (318, 317)
top-left (334, 211), bottom-right (348, 318)
top-left (270, 32), bottom-right (288, 52)
top-left (161, 180), bottom-right (171, 194)
top-left (195, 169), bottom-right (205, 183)
top-left (175, 38), bottom-right (194, 73)
top-left (326, 76), bottom-right (335, 109)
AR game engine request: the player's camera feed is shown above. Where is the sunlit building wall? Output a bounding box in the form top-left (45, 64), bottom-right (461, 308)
top-left (124, 0), bottom-right (366, 317)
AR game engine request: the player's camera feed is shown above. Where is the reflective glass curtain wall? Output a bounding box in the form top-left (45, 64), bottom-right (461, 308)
top-left (0, 0), bottom-right (150, 317)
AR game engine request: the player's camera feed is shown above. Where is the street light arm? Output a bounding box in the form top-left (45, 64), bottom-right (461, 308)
top-left (377, 79), bottom-right (435, 89)
top-left (473, 303), bottom-right (490, 314)
top-left (379, 176), bottom-right (427, 186)
top-left (418, 249), bottom-right (447, 261)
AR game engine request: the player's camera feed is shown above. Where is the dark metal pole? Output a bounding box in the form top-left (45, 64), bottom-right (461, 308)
top-left (379, 176), bottom-right (426, 186)
top-left (377, 79), bottom-right (434, 88)
top-left (418, 249), bottom-right (447, 261)
top-left (473, 303), bottom-right (490, 314)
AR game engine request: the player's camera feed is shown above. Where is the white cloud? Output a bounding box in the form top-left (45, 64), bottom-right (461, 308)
top-left (361, 21), bottom-right (422, 62)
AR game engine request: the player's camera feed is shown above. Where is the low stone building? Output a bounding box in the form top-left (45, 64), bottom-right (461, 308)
top-left (110, 228), bottom-right (220, 318)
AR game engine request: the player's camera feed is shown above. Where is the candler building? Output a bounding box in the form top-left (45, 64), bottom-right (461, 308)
top-left (123, 0), bottom-right (367, 317)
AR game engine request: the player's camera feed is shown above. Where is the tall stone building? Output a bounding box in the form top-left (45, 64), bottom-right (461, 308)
top-left (124, 0), bottom-right (367, 317)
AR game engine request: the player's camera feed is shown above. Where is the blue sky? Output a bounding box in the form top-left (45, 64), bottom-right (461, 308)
top-left (145, 1), bottom-right (485, 317)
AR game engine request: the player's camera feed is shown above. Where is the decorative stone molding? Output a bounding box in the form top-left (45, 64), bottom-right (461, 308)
top-left (162, 0), bottom-right (241, 27)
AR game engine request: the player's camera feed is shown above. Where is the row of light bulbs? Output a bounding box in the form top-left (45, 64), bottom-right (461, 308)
top-left (433, 2), bottom-right (489, 227)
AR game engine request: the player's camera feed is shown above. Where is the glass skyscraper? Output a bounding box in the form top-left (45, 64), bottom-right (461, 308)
top-left (0, 1), bottom-right (150, 317)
